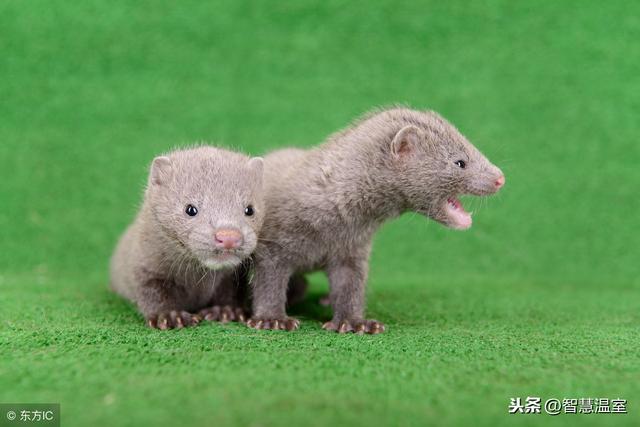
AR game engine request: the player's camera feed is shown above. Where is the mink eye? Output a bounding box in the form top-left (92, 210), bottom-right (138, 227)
top-left (244, 205), bottom-right (255, 217)
top-left (454, 160), bottom-right (466, 169)
top-left (185, 204), bottom-right (198, 217)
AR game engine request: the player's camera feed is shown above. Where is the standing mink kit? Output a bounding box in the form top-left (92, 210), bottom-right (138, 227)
top-left (110, 146), bottom-right (264, 329)
top-left (247, 107), bottom-right (505, 334)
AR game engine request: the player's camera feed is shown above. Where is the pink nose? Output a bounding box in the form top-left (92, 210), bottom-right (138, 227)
top-left (214, 229), bottom-right (243, 249)
top-left (495, 175), bottom-right (505, 189)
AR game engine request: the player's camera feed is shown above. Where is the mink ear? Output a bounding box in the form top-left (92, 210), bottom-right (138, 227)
top-left (150, 156), bottom-right (172, 186)
top-left (391, 125), bottom-right (422, 157)
top-left (247, 157), bottom-right (264, 183)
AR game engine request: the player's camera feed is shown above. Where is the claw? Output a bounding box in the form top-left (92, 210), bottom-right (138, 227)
top-left (322, 321), bottom-right (336, 331)
top-left (287, 319), bottom-right (300, 330)
top-left (175, 315), bottom-right (184, 328)
top-left (247, 317), bottom-right (300, 331)
top-left (200, 305), bottom-right (246, 323)
top-left (146, 310), bottom-right (202, 330)
top-left (338, 322), bottom-right (353, 333)
top-left (323, 319), bottom-right (386, 335)
top-left (366, 320), bottom-right (385, 334)
top-left (158, 317), bottom-right (169, 330)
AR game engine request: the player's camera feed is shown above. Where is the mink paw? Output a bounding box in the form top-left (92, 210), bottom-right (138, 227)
top-left (147, 310), bottom-right (202, 330)
top-left (246, 317), bottom-right (300, 331)
top-left (198, 305), bottom-right (246, 323)
top-left (322, 319), bottom-right (385, 334)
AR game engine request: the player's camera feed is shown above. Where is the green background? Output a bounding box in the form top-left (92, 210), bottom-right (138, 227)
top-left (1, 1), bottom-right (638, 426)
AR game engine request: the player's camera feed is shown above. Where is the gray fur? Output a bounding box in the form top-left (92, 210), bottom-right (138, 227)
top-left (110, 146), bottom-right (264, 329)
top-left (247, 107), bottom-right (504, 334)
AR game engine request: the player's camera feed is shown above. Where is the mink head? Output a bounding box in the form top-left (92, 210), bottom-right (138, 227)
top-left (146, 146), bottom-right (264, 269)
top-left (387, 110), bottom-right (504, 230)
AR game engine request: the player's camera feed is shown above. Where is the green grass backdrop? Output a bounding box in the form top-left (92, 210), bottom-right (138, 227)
top-left (1, 1), bottom-right (639, 426)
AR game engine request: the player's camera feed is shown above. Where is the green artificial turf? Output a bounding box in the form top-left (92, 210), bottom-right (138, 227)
top-left (1, 1), bottom-right (639, 426)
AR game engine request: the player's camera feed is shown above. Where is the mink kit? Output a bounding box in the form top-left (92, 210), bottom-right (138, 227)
top-left (110, 146), bottom-right (264, 329)
top-left (246, 107), bottom-right (505, 334)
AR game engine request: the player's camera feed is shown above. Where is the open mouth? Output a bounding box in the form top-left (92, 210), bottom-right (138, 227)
top-left (444, 197), bottom-right (472, 230)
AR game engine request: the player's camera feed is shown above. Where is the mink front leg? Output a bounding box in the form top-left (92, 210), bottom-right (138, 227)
top-left (322, 254), bottom-right (385, 334)
top-left (137, 278), bottom-right (202, 330)
top-left (247, 255), bottom-right (299, 331)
